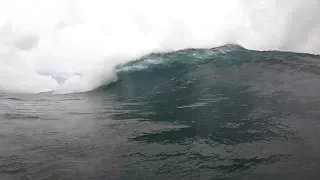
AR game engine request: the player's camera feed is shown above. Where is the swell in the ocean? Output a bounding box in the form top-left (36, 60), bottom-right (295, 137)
top-left (1, 0), bottom-right (320, 94)
top-left (104, 44), bottom-right (320, 92)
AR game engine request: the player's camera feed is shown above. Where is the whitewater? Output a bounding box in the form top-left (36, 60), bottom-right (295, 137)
top-left (0, 0), bottom-right (320, 94)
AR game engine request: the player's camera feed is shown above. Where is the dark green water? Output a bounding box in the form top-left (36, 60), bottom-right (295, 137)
top-left (1, 45), bottom-right (320, 179)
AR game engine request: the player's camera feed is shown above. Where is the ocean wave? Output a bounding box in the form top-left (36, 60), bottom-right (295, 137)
top-left (0, 0), bottom-right (320, 94)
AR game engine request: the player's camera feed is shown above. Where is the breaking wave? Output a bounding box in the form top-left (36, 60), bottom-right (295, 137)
top-left (0, 0), bottom-right (320, 94)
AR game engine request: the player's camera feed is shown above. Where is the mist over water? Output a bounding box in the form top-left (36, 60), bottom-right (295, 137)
top-left (1, 0), bottom-right (320, 93)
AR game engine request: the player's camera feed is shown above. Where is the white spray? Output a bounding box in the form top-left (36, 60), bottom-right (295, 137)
top-left (0, 0), bottom-right (319, 93)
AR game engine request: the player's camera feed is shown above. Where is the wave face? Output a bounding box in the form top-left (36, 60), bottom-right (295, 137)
top-left (107, 44), bottom-right (320, 95)
top-left (1, 0), bottom-right (320, 93)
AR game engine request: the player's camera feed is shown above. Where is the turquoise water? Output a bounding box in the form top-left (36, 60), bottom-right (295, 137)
top-left (1, 45), bottom-right (320, 179)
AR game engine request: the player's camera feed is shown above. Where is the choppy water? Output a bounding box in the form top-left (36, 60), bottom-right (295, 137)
top-left (1, 45), bottom-right (320, 179)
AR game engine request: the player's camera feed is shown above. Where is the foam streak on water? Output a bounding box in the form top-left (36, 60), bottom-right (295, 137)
top-left (0, 0), bottom-right (320, 93)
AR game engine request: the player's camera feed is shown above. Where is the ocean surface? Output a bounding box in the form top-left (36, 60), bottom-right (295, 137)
top-left (1, 45), bottom-right (320, 179)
